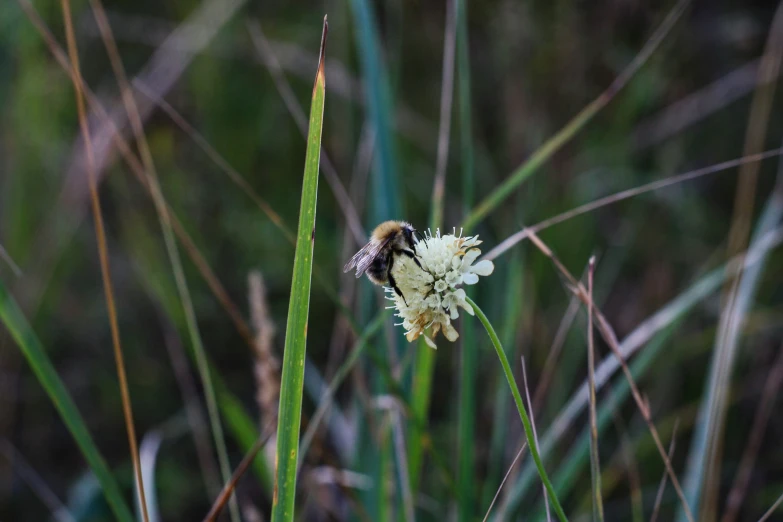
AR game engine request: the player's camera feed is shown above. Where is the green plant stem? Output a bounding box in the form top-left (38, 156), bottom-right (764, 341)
top-left (466, 295), bottom-right (568, 522)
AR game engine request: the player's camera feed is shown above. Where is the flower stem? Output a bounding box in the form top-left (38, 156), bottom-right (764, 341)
top-left (466, 295), bottom-right (568, 522)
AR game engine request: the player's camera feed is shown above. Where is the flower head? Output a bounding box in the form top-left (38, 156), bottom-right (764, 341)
top-left (386, 229), bottom-right (494, 348)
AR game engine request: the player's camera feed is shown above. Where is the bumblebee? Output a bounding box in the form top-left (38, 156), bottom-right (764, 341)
top-left (343, 220), bottom-right (422, 302)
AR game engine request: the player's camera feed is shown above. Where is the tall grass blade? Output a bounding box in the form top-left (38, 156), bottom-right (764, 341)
top-left (502, 223), bottom-right (783, 517)
top-left (461, 0), bottom-right (689, 231)
top-left (408, 336), bottom-right (437, 492)
top-left (0, 281), bottom-right (134, 522)
top-left (350, 0), bottom-right (401, 221)
top-left (467, 295), bottom-right (569, 522)
top-left (271, 17), bottom-right (328, 522)
top-left (678, 168), bottom-right (783, 522)
top-left (456, 0), bottom-right (477, 518)
top-left (349, 2), bottom-right (403, 517)
top-left (678, 4), bottom-right (783, 517)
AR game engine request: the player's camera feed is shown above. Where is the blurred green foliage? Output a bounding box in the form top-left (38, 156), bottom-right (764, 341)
top-left (2, 0), bottom-right (783, 521)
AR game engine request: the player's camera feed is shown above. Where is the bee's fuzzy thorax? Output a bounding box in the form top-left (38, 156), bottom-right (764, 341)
top-left (371, 220), bottom-right (410, 240)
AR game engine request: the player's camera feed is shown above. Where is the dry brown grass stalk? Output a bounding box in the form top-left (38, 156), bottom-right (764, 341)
top-left (525, 229), bottom-right (695, 522)
top-left (58, 1), bottom-right (149, 520)
top-left (248, 271), bottom-right (280, 427)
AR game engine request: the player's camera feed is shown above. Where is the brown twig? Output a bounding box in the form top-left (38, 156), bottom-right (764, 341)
top-left (248, 271), bottom-right (279, 427)
top-left (87, 1), bottom-right (240, 518)
top-left (18, 0), bottom-right (257, 353)
top-left (650, 420), bottom-right (679, 522)
top-left (531, 268), bottom-right (585, 414)
top-left (482, 442), bottom-right (528, 522)
top-left (202, 422), bottom-right (275, 522)
top-left (720, 343), bottom-right (783, 522)
top-left (132, 82), bottom-right (294, 244)
top-left (483, 148), bottom-right (783, 262)
top-left (430, 0), bottom-right (457, 229)
top-left (702, 3), bottom-right (783, 515)
top-left (525, 229), bottom-right (695, 522)
top-left (58, 0), bottom-right (149, 520)
top-left (587, 256), bottom-right (604, 521)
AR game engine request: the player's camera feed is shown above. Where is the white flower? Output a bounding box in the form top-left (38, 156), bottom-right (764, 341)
top-left (385, 229), bottom-right (494, 348)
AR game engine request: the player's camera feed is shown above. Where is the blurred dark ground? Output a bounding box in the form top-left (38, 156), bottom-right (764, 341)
top-left (1, 0), bottom-right (783, 520)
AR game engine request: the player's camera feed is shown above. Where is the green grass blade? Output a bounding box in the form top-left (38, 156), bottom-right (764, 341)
top-left (407, 336), bottom-right (437, 492)
top-left (217, 383), bottom-right (274, 491)
top-left (456, 0), bottom-right (477, 518)
top-left (467, 295), bottom-right (569, 522)
top-left (678, 169), bottom-right (783, 522)
top-left (458, 314), bottom-right (477, 519)
top-left (0, 281), bottom-right (135, 522)
top-left (348, 3), bottom-right (403, 517)
top-left (461, 0), bottom-right (689, 231)
top-left (349, 0), bottom-right (401, 221)
top-left (501, 223), bottom-right (783, 518)
top-left (271, 17), bottom-right (327, 522)
top-left (531, 325), bottom-right (679, 520)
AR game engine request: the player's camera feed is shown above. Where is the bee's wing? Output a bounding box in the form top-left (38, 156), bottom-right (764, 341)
top-left (343, 238), bottom-right (391, 277)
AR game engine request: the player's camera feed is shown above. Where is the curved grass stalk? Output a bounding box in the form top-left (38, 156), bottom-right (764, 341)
top-left (461, 0), bottom-right (690, 231)
top-left (467, 295), bottom-right (568, 522)
top-left (503, 224), bottom-right (783, 518)
top-left (0, 282), bottom-right (134, 522)
top-left (271, 18), bottom-right (328, 522)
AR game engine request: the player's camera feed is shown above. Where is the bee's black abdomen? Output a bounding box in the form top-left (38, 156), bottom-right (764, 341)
top-left (366, 255), bottom-right (389, 286)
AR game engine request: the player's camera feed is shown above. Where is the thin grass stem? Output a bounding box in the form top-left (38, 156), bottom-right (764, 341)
top-left (59, 2), bottom-right (149, 520)
top-left (650, 420), bottom-right (679, 522)
top-left (521, 358), bottom-right (551, 522)
top-left (587, 257), bottom-right (604, 521)
top-left (461, 0), bottom-right (690, 231)
top-left (525, 230), bottom-right (694, 522)
top-left (758, 490), bottom-right (783, 522)
top-left (482, 442), bottom-right (527, 522)
top-left (86, 1), bottom-right (239, 518)
top-left (466, 295), bottom-right (568, 522)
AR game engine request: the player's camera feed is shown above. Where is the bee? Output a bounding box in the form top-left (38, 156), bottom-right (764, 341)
top-left (343, 220), bottom-right (422, 303)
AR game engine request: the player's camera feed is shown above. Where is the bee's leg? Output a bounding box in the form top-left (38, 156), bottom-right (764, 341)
top-left (401, 248), bottom-right (423, 269)
top-left (387, 254), bottom-right (408, 305)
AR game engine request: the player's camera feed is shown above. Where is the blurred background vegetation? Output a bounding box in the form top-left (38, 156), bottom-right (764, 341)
top-left (2, 0), bottom-right (783, 521)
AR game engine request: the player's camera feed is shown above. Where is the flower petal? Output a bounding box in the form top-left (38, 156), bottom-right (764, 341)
top-left (443, 322), bottom-right (459, 341)
top-left (462, 273), bottom-right (479, 285)
top-left (461, 249), bottom-right (481, 269)
top-left (471, 259), bottom-right (494, 276)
